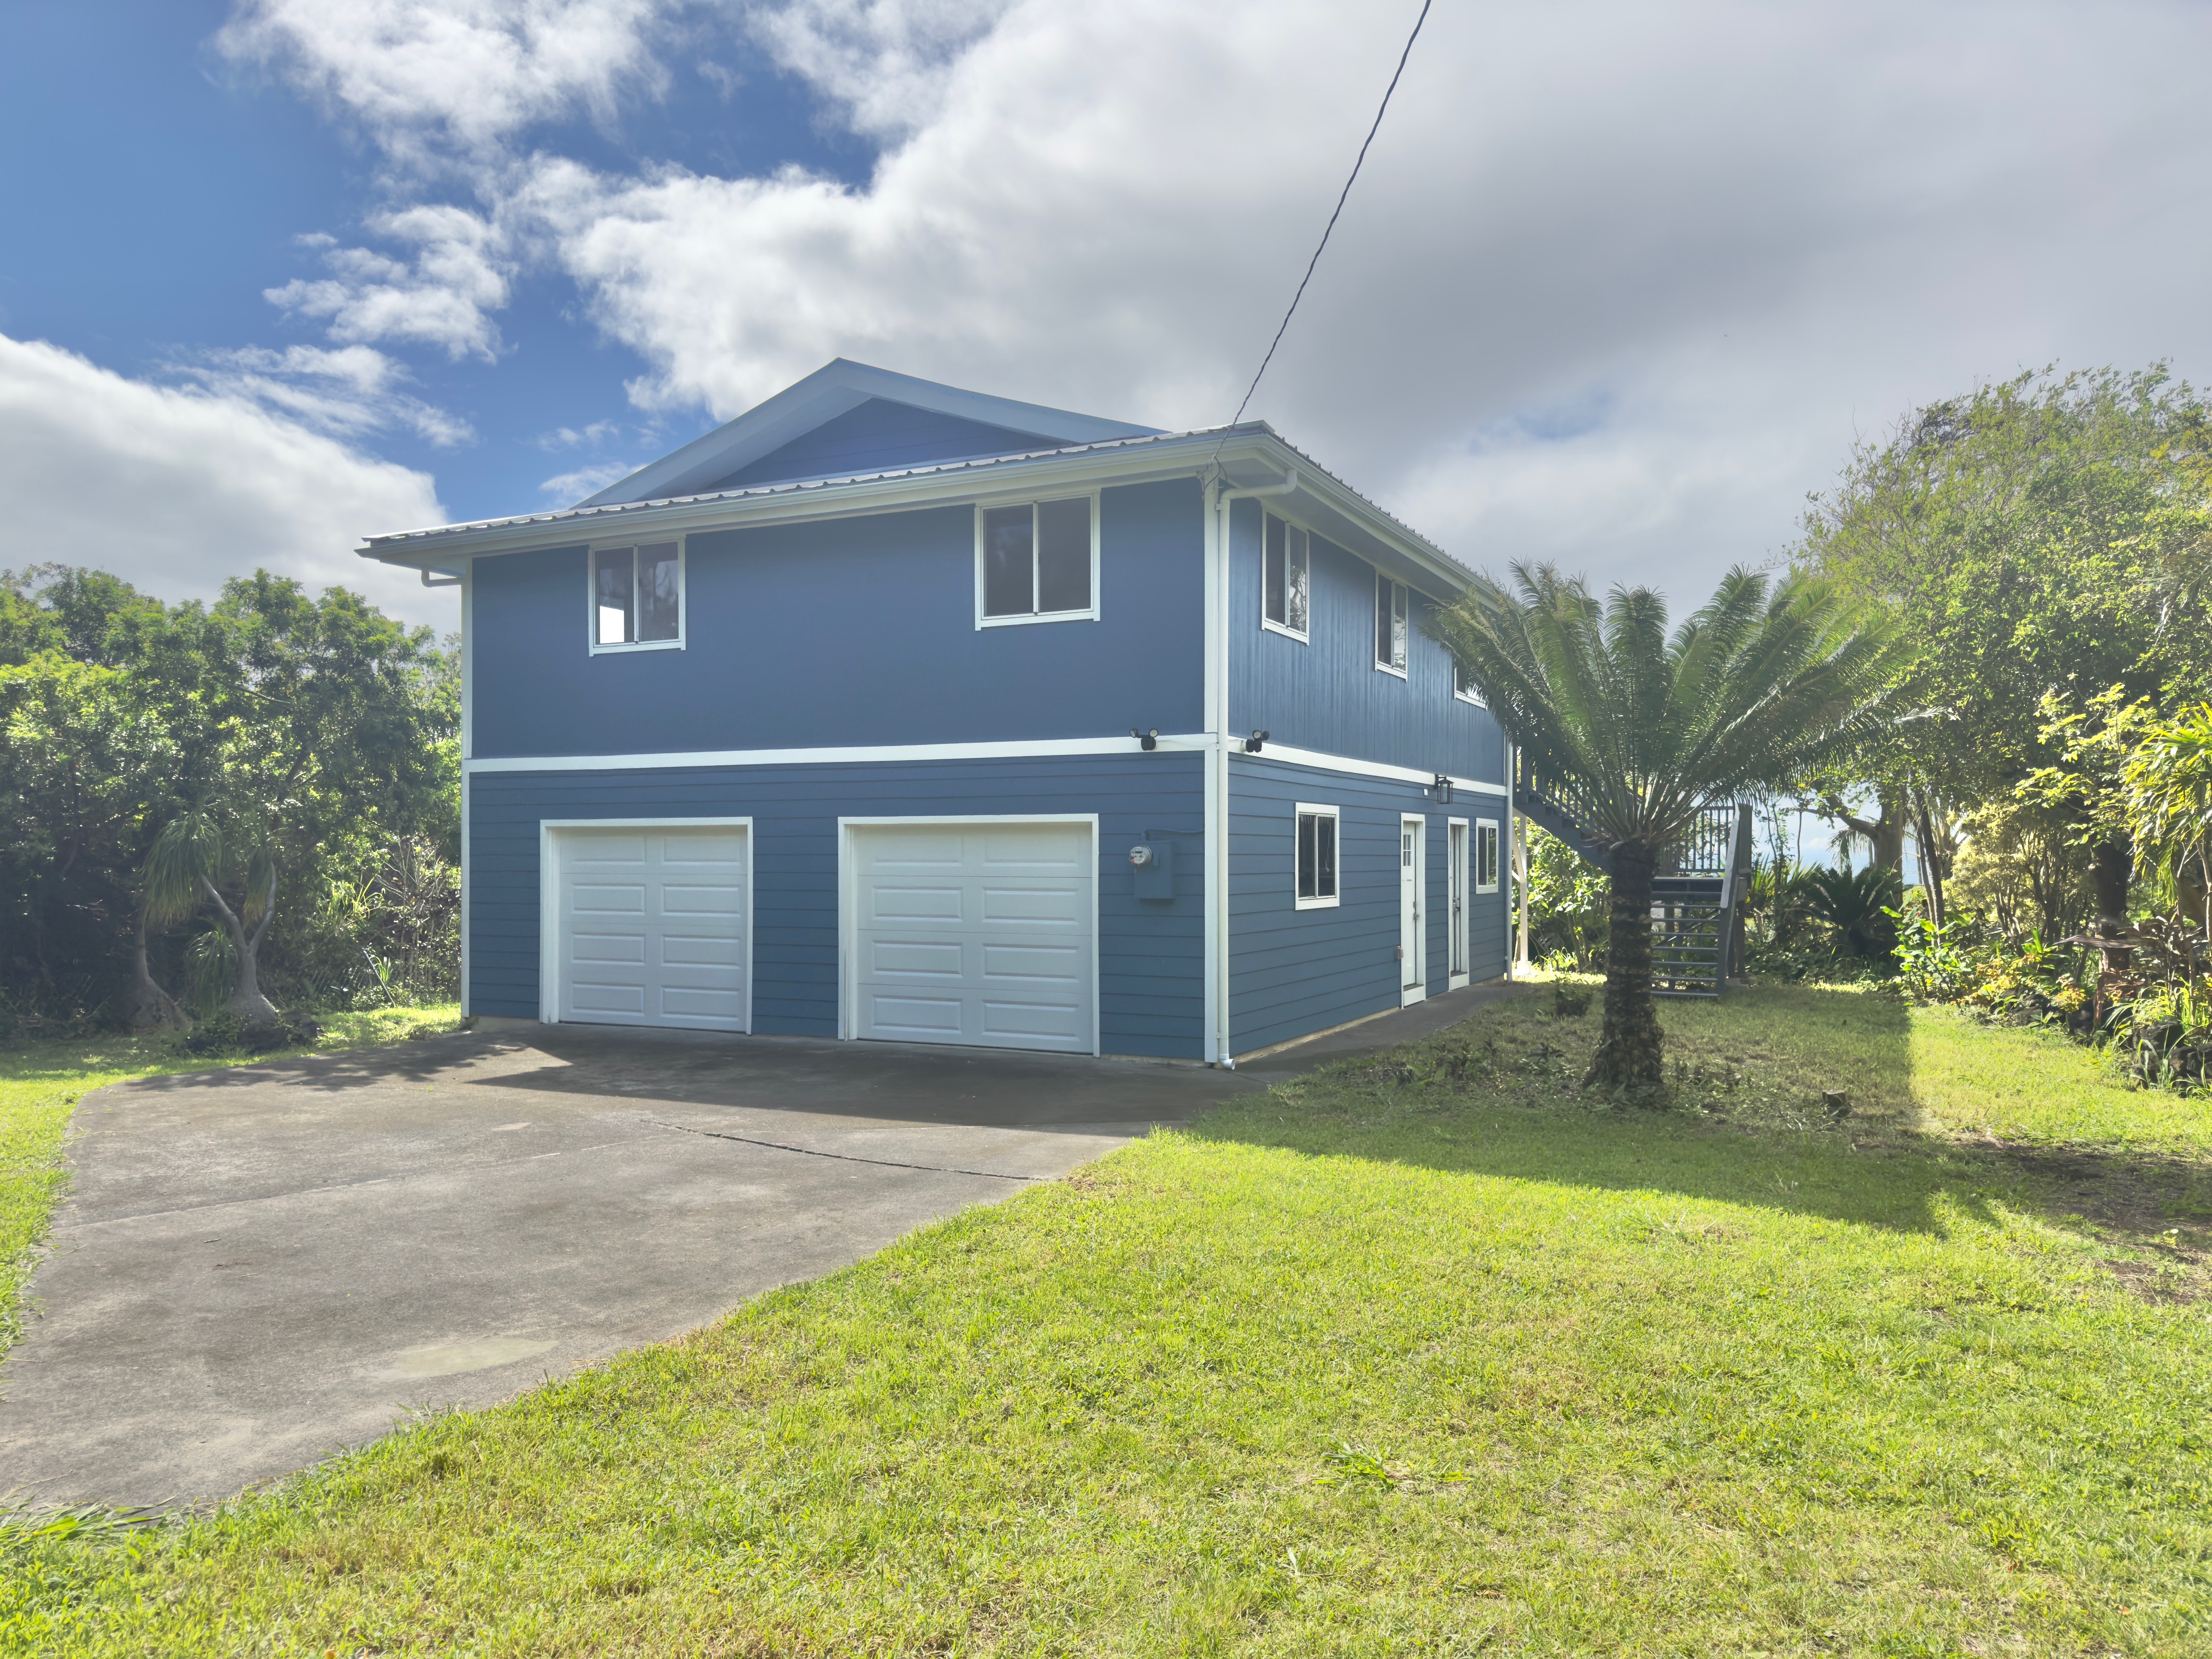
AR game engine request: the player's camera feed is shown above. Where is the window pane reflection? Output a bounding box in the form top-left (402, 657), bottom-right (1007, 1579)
top-left (1036, 497), bottom-right (1091, 612)
top-left (595, 548), bottom-right (634, 645)
top-left (983, 506), bottom-right (1034, 616)
top-left (637, 543), bottom-right (680, 641)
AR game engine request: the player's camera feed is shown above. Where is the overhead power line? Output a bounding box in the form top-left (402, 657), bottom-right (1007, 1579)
top-left (1227, 0), bottom-right (1434, 428)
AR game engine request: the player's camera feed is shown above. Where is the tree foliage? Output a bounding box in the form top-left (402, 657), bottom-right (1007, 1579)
top-left (1431, 563), bottom-right (1903, 1092)
top-left (1794, 365), bottom-right (2212, 918)
top-left (0, 566), bottom-right (458, 1031)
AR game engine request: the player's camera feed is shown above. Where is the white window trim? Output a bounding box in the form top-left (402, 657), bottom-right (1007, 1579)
top-left (1294, 800), bottom-right (1341, 910)
top-left (1476, 816), bottom-right (1502, 894)
top-left (1260, 509), bottom-right (1311, 644)
top-left (586, 538), bottom-right (687, 655)
top-left (973, 492), bottom-right (1102, 629)
top-left (1453, 667), bottom-right (1487, 707)
top-left (1375, 570), bottom-right (1409, 679)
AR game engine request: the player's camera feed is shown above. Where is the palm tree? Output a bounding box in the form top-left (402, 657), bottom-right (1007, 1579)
top-left (1431, 563), bottom-right (1903, 1092)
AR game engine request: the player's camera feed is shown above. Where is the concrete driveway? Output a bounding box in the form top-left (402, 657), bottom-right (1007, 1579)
top-left (0, 985), bottom-right (1515, 1510)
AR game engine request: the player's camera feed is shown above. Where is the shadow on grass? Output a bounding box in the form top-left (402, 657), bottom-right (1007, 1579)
top-left (1187, 979), bottom-right (2212, 1254)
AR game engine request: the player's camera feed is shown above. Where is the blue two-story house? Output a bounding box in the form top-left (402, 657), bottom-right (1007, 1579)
top-left (361, 360), bottom-right (1514, 1065)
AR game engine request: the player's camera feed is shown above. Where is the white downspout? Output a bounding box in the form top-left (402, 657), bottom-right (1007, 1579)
top-left (458, 565), bottom-right (474, 1019)
top-left (1504, 736), bottom-right (1516, 979)
top-left (1207, 464), bottom-right (1298, 1067)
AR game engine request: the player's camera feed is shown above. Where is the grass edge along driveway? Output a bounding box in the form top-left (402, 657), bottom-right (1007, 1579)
top-left (9, 983), bottom-right (2212, 1656)
top-left (0, 1008), bottom-right (465, 1358)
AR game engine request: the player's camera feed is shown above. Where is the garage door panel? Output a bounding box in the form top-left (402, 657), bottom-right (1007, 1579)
top-left (556, 826), bottom-right (748, 1032)
top-left (981, 943), bottom-right (1082, 983)
top-left (571, 882), bottom-right (646, 914)
top-left (979, 826), bottom-right (1085, 861)
top-left (980, 999), bottom-right (1085, 1040)
top-left (659, 833), bottom-right (746, 865)
top-left (567, 833), bottom-right (647, 865)
top-left (868, 883), bottom-right (968, 924)
top-left (571, 981), bottom-right (648, 1015)
top-left (571, 930), bottom-right (646, 964)
top-left (659, 934), bottom-right (742, 968)
top-left (867, 994), bottom-right (967, 1038)
top-left (853, 823), bottom-right (1092, 1054)
top-left (979, 885), bottom-right (1085, 926)
top-left (870, 939), bottom-right (965, 978)
top-left (659, 882), bottom-right (743, 915)
top-left (659, 985), bottom-right (744, 1020)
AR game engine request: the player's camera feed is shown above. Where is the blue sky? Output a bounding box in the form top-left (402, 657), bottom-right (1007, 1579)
top-left (5, 1), bottom-right (2211, 628)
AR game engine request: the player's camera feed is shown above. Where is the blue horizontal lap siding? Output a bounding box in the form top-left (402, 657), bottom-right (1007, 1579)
top-left (708, 399), bottom-right (1054, 491)
top-left (1228, 755), bottom-right (1508, 1056)
top-left (1226, 497), bottom-right (1504, 782)
top-left (471, 478), bottom-right (1204, 759)
top-left (470, 753), bottom-right (1207, 1059)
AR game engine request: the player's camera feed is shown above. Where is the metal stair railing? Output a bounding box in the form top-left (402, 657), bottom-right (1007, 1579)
top-left (1513, 753), bottom-right (1755, 997)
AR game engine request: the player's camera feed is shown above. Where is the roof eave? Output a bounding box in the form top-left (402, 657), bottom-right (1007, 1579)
top-left (359, 426), bottom-right (1472, 596)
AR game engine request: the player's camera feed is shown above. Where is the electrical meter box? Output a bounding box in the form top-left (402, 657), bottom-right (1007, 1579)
top-left (1128, 841), bottom-right (1175, 901)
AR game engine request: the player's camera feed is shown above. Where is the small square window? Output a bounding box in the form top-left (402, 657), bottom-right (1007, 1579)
top-left (1375, 571), bottom-right (1408, 675)
top-left (1476, 820), bottom-right (1501, 893)
top-left (978, 497), bottom-right (1096, 624)
top-left (1454, 658), bottom-right (1486, 706)
top-left (1263, 512), bottom-right (1309, 638)
top-left (591, 542), bottom-right (684, 650)
top-left (1295, 804), bottom-right (1340, 909)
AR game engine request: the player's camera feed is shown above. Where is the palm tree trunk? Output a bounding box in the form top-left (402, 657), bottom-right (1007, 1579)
top-left (122, 896), bottom-right (187, 1033)
top-left (1587, 839), bottom-right (1664, 1093)
top-left (202, 872), bottom-right (281, 1031)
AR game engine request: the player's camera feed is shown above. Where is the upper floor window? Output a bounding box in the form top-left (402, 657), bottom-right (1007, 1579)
top-left (591, 541), bottom-right (682, 652)
top-left (1375, 571), bottom-right (1408, 676)
top-left (1263, 512), bottom-right (1310, 639)
top-left (1454, 658), bottom-right (1487, 707)
top-left (978, 496), bottom-right (1096, 626)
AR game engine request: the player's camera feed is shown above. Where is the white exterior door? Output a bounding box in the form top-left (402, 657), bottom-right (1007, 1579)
top-left (1401, 815), bottom-right (1427, 1006)
top-left (554, 825), bottom-right (748, 1031)
top-left (849, 821), bottom-right (1095, 1053)
top-left (1448, 820), bottom-right (1469, 985)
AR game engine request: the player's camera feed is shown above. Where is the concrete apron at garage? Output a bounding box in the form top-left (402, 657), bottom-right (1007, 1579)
top-left (0, 981), bottom-right (1521, 1512)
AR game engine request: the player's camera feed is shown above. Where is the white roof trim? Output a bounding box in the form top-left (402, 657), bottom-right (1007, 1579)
top-left (574, 358), bottom-right (1161, 508)
top-left (359, 424), bottom-right (1477, 599)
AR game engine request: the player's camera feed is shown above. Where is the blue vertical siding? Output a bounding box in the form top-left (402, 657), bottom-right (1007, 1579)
top-left (469, 752), bottom-right (1206, 1058)
top-left (471, 477), bottom-right (1206, 760)
top-left (1224, 496), bottom-right (1506, 782)
top-left (1228, 754), bottom-right (1509, 1056)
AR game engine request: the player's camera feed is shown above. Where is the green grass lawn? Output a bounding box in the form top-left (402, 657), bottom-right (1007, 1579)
top-left (0, 1007), bottom-right (465, 1356)
top-left (8, 984), bottom-right (2212, 1656)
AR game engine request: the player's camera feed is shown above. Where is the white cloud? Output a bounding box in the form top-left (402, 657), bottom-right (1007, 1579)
top-left (539, 460), bottom-right (636, 499)
top-left (266, 206), bottom-right (510, 359)
top-left (174, 342), bottom-right (474, 447)
top-left (218, 0), bottom-right (687, 167)
top-left (222, 0), bottom-right (2212, 602)
top-left (0, 335), bottom-right (452, 626)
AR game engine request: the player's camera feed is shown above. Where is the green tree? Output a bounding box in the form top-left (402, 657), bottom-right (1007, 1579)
top-left (1432, 565), bottom-right (1901, 1092)
top-left (1796, 365), bottom-right (2212, 926)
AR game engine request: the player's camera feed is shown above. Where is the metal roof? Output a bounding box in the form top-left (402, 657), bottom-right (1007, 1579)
top-left (359, 420), bottom-right (1472, 590)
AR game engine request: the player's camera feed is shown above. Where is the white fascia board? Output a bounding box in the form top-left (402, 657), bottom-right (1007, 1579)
top-left (577, 359), bottom-right (1162, 509)
top-left (1243, 741), bottom-right (1509, 797)
top-left (359, 428), bottom-right (1475, 603)
top-left (359, 432), bottom-right (1278, 567)
top-left (466, 733), bottom-right (1215, 774)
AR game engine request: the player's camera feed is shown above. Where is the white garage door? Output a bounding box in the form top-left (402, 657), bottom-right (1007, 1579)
top-left (555, 825), bottom-right (748, 1031)
top-left (850, 821), bottom-right (1094, 1053)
